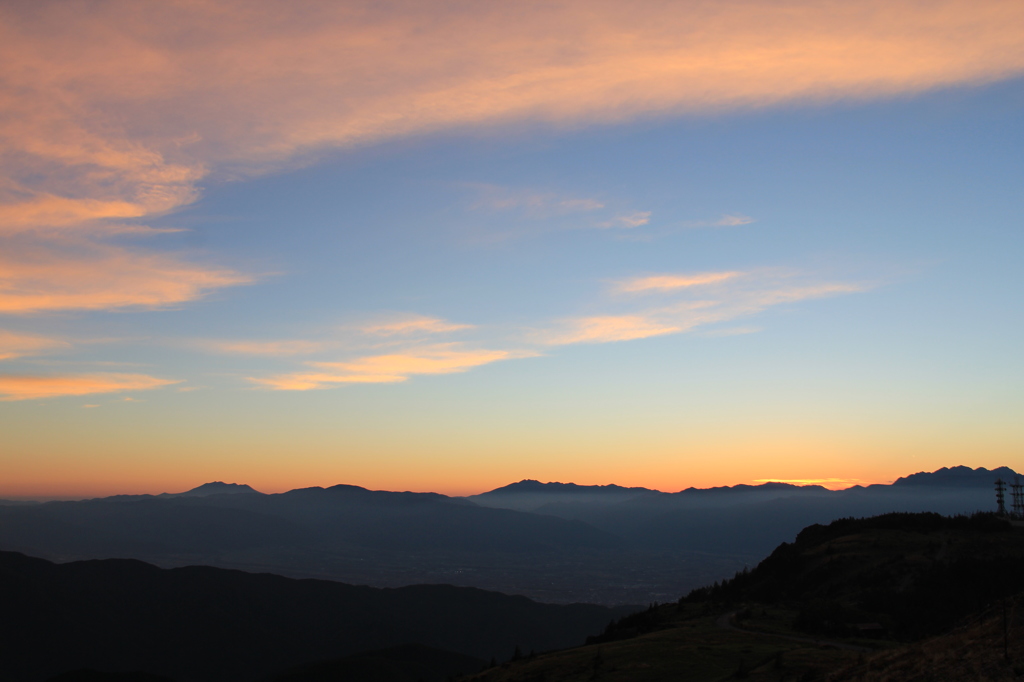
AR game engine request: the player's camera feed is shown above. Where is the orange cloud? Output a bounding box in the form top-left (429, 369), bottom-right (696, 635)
top-left (250, 372), bottom-right (407, 391)
top-left (0, 330), bottom-right (69, 360)
top-left (252, 344), bottom-right (532, 390)
top-left (0, 373), bottom-right (179, 400)
top-left (547, 315), bottom-right (682, 345)
top-left (0, 242), bottom-right (251, 313)
top-left (617, 271), bottom-right (742, 293)
top-left (1, 1), bottom-right (1019, 313)
top-left (317, 348), bottom-right (518, 376)
top-left (3, 0), bottom-right (1023, 236)
top-left (361, 316), bottom-right (473, 337)
top-left (549, 270), bottom-right (868, 345)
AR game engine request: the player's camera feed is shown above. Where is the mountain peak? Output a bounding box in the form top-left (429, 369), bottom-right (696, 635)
top-left (892, 466), bottom-right (1020, 487)
top-left (177, 481), bottom-right (261, 497)
top-left (482, 480), bottom-right (653, 495)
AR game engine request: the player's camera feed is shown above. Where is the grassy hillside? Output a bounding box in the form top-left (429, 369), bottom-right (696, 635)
top-left (461, 512), bottom-right (1024, 681)
top-left (827, 595), bottom-right (1024, 681)
top-left (687, 512), bottom-right (1024, 639)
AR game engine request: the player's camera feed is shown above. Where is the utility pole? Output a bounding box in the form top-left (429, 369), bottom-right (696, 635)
top-left (1012, 478), bottom-right (1024, 519)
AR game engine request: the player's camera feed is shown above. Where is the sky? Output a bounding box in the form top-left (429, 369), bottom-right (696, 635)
top-left (1, 0), bottom-right (1023, 498)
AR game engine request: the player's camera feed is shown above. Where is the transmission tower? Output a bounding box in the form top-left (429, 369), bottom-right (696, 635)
top-left (996, 478), bottom-right (1007, 515)
top-left (1012, 478), bottom-right (1024, 519)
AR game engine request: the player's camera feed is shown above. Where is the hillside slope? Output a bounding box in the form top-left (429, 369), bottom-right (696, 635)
top-left (462, 512), bottom-right (1024, 682)
top-left (0, 551), bottom-right (630, 682)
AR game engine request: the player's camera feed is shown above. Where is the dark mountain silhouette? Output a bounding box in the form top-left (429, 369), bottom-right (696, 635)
top-left (0, 483), bottom-right (616, 557)
top-left (0, 551), bottom-right (630, 682)
top-left (0, 483), bottom-right (637, 604)
top-left (468, 480), bottom-right (655, 513)
top-left (480, 480), bottom-right (653, 495)
top-left (0, 466), bottom-right (1013, 605)
top-left (891, 465), bottom-right (1019, 487)
top-left (683, 512), bottom-right (1024, 638)
top-left (467, 512), bottom-right (1024, 682)
top-left (172, 482), bottom-right (261, 497)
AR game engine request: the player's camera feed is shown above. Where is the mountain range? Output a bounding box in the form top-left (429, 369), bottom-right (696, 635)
top-left (0, 466), bottom-right (1013, 605)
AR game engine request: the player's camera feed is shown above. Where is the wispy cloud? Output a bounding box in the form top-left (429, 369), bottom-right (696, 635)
top-left (361, 315), bottom-right (473, 337)
top-left (469, 185), bottom-right (604, 218)
top-left (1, 1), bottom-right (1018, 310)
top-left (251, 344), bottom-right (535, 391)
top-left (316, 347), bottom-right (517, 377)
top-left (0, 373), bottom-right (179, 401)
top-left (250, 372), bottom-right (408, 391)
top-left (8, 1), bottom-right (1019, 208)
top-left (241, 271), bottom-right (867, 385)
top-left (0, 330), bottom-right (69, 360)
top-left (682, 214), bottom-right (755, 229)
top-left (616, 271), bottom-right (742, 293)
top-left (545, 316), bottom-right (682, 345)
top-left (544, 270), bottom-right (869, 345)
top-left (0, 242), bottom-right (251, 314)
top-left (191, 315), bottom-right (472, 362)
top-left (597, 212), bottom-right (651, 229)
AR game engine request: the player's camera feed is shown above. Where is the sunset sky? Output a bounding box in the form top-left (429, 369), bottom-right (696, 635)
top-left (2, 0), bottom-right (1023, 498)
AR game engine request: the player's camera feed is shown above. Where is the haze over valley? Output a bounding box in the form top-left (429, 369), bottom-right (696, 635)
top-left (1, 466), bottom-right (1010, 605)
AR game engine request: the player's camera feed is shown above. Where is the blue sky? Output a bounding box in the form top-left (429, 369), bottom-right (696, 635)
top-left (1, 1), bottom-right (1022, 496)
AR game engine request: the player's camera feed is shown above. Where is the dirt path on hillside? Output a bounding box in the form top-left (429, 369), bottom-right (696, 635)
top-left (716, 612), bottom-right (873, 652)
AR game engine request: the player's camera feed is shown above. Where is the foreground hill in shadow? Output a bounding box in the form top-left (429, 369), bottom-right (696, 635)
top-left (826, 596), bottom-right (1024, 681)
top-left (0, 551), bottom-right (630, 682)
top-left (464, 512), bottom-right (1024, 681)
top-left (685, 512), bottom-right (1024, 639)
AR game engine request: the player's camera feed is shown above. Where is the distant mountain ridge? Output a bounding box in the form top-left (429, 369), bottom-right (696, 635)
top-left (892, 465), bottom-right (1019, 487)
top-left (0, 465), bottom-right (1016, 606)
top-left (475, 466), bottom-right (1018, 497)
top-left (5, 465), bottom-right (1010, 505)
top-left (172, 481), bottom-right (262, 497)
top-left (484, 480), bottom-right (654, 494)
